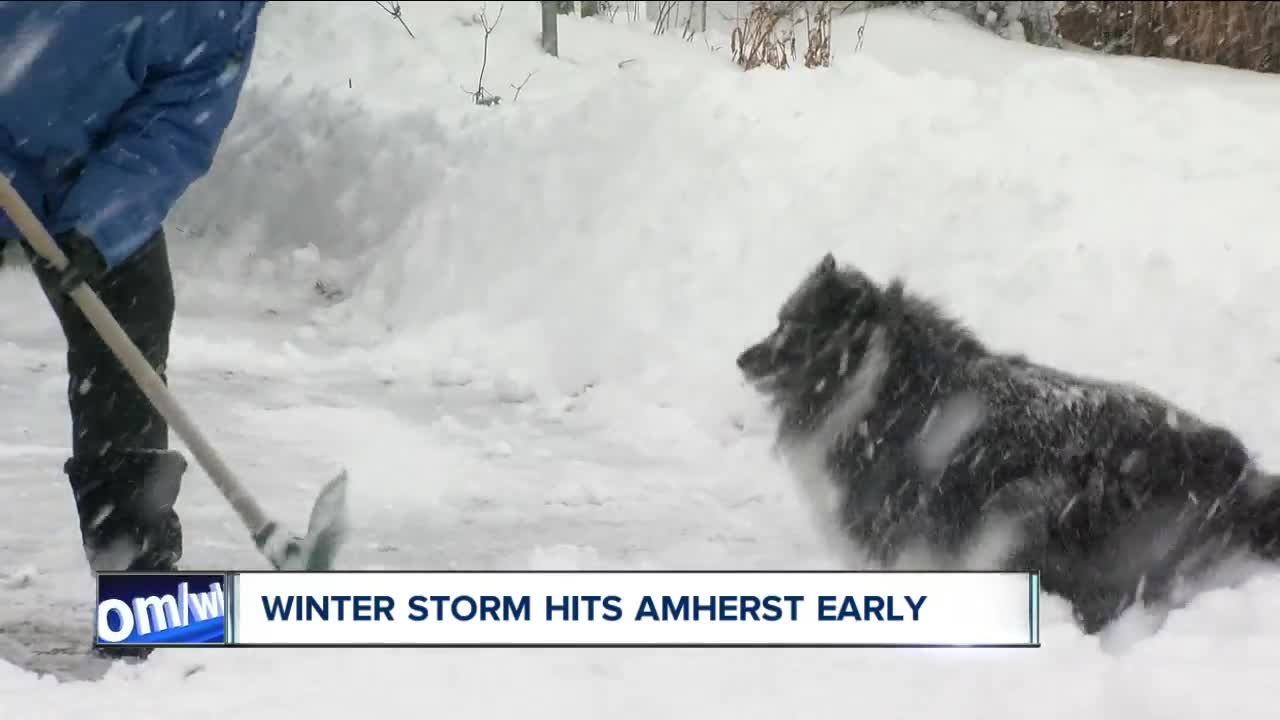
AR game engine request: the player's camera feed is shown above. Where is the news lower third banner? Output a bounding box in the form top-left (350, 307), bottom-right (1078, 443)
top-left (95, 571), bottom-right (1041, 648)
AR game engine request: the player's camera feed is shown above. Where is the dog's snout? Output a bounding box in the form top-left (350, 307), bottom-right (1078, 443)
top-left (737, 343), bottom-right (774, 377)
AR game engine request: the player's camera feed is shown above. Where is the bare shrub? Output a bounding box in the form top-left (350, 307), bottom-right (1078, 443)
top-left (652, 0), bottom-right (681, 35)
top-left (651, 1), bottom-right (709, 39)
top-left (461, 3), bottom-right (531, 106)
top-left (804, 1), bottom-right (833, 67)
top-left (598, 1), bottom-right (622, 21)
top-left (730, 1), bottom-right (803, 70)
top-left (831, 1), bottom-right (1279, 73)
top-left (1133, 1), bottom-right (1280, 73)
top-left (1045, 1), bottom-right (1280, 73)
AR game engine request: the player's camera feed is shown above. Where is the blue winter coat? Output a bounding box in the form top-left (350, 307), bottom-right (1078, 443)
top-left (0, 1), bottom-right (267, 269)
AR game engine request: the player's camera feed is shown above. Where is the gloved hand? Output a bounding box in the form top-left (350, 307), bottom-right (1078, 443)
top-left (38, 230), bottom-right (109, 293)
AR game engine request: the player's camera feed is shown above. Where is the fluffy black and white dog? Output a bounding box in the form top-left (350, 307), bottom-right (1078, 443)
top-left (737, 253), bottom-right (1280, 633)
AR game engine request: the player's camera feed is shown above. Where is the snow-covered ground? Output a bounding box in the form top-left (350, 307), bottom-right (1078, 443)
top-left (2, 1), bottom-right (1279, 715)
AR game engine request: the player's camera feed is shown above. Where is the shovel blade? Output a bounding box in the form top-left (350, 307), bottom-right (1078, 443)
top-left (262, 470), bottom-right (350, 571)
top-left (302, 469), bottom-right (349, 570)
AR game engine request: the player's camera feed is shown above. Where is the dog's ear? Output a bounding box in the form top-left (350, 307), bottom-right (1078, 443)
top-left (881, 279), bottom-right (907, 335)
top-left (818, 253), bottom-right (836, 275)
top-left (885, 278), bottom-right (905, 302)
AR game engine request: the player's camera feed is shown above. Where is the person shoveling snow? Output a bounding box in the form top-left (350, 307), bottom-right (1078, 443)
top-left (0, 1), bottom-right (346, 664)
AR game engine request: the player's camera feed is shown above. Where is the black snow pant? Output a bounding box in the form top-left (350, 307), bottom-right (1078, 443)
top-left (14, 229), bottom-right (186, 573)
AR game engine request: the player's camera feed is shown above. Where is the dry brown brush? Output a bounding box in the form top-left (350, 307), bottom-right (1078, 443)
top-left (1061, 1), bottom-right (1280, 73)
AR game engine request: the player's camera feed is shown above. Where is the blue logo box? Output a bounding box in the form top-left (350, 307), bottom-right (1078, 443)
top-left (95, 572), bottom-right (229, 646)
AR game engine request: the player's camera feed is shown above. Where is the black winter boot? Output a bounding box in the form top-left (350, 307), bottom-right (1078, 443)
top-left (66, 449), bottom-right (186, 573)
top-left (67, 449), bottom-right (187, 662)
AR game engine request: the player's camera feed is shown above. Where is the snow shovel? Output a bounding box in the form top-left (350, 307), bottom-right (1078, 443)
top-left (0, 175), bottom-right (347, 572)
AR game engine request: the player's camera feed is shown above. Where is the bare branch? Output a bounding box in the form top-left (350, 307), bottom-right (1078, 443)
top-left (373, 0), bottom-right (416, 38)
top-left (681, 6), bottom-right (697, 41)
top-left (855, 3), bottom-right (870, 54)
top-left (509, 71), bottom-right (535, 102)
top-left (484, 1), bottom-right (505, 32)
top-left (653, 0), bottom-right (679, 35)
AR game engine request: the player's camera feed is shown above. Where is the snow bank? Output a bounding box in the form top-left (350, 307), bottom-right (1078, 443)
top-left (168, 3), bottom-right (1280, 457)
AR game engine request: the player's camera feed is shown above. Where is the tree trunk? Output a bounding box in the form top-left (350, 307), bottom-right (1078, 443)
top-left (541, 1), bottom-right (559, 56)
top-left (582, 1), bottom-right (598, 17)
